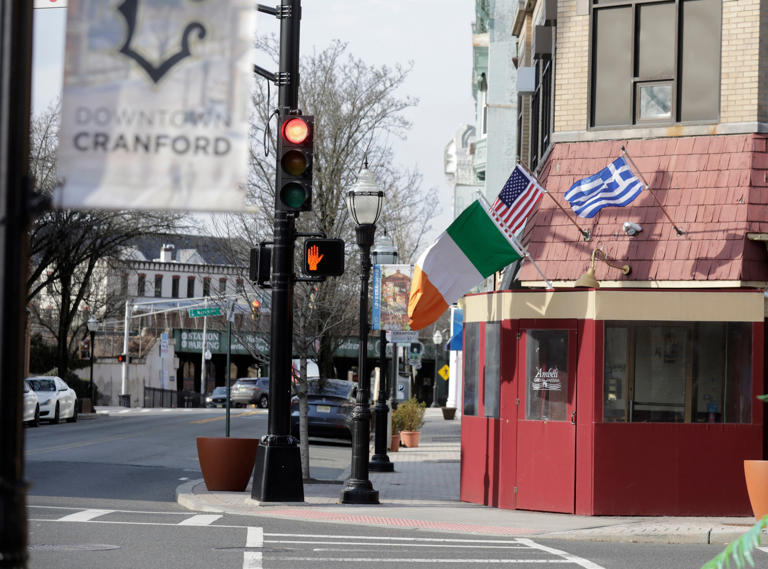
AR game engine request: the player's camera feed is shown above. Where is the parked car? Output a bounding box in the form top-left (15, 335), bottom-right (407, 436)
top-left (230, 377), bottom-right (270, 408)
top-left (290, 378), bottom-right (358, 441)
top-left (205, 386), bottom-right (231, 408)
top-left (26, 376), bottom-right (77, 424)
top-left (23, 380), bottom-right (39, 427)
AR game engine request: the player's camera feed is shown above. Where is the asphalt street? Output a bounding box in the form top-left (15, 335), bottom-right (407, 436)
top-left (21, 408), bottom-right (745, 568)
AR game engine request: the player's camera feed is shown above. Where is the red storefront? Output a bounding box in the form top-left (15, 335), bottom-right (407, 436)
top-left (460, 288), bottom-right (765, 516)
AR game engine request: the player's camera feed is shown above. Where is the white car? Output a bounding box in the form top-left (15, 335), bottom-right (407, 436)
top-left (26, 376), bottom-right (77, 424)
top-left (23, 380), bottom-right (39, 427)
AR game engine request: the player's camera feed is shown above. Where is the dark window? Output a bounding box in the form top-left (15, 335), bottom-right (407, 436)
top-left (463, 322), bottom-right (480, 416)
top-left (137, 274), bottom-right (146, 297)
top-left (236, 278), bottom-right (244, 294)
top-left (120, 272), bottom-right (128, 297)
top-left (483, 323), bottom-right (501, 418)
top-left (521, 31), bottom-right (555, 169)
top-left (219, 277), bottom-right (227, 295)
top-left (603, 322), bottom-right (752, 423)
top-left (154, 274), bottom-right (163, 297)
top-left (171, 276), bottom-right (180, 298)
top-left (187, 276), bottom-right (195, 298)
top-left (203, 277), bottom-right (211, 297)
top-left (591, 0), bottom-right (720, 128)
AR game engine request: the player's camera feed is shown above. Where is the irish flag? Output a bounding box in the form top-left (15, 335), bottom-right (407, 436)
top-left (408, 200), bottom-right (522, 330)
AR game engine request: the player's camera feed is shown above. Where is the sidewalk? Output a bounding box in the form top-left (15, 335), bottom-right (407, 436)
top-left (176, 407), bottom-right (756, 544)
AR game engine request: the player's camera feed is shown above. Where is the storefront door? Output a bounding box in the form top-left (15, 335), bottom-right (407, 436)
top-left (515, 325), bottom-right (577, 513)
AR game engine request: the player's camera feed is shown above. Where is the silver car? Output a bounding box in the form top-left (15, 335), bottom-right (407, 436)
top-left (27, 376), bottom-right (78, 424)
top-left (23, 380), bottom-right (40, 427)
top-left (230, 377), bottom-right (270, 408)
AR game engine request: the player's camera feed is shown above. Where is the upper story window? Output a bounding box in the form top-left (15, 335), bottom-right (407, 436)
top-left (171, 275), bottom-right (180, 298)
top-left (154, 274), bottom-right (163, 297)
top-left (590, 0), bottom-right (721, 129)
top-left (202, 277), bottom-right (211, 297)
top-left (137, 274), bottom-right (146, 297)
top-left (187, 276), bottom-right (195, 298)
top-left (219, 277), bottom-right (227, 295)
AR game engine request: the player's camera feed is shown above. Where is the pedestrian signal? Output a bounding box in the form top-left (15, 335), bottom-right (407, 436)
top-left (302, 239), bottom-right (345, 277)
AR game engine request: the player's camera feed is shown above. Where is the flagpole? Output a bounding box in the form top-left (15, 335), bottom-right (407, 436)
top-left (621, 145), bottom-right (685, 236)
top-left (476, 191), bottom-right (554, 290)
top-left (516, 161), bottom-right (592, 242)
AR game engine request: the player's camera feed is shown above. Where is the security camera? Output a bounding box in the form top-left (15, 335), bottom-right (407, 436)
top-left (623, 222), bottom-right (642, 236)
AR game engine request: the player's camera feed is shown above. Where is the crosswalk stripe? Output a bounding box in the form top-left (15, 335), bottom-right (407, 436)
top-left (517, 539), bottom-right (606, 569)
top-left (57, 509), bottom-right (113, 522)
top-left (178, 514), bottom-right (222, 526)
top-left (242, 551), bottom-right (262, 569)
top-left (246, 527), bottom-right (263, 548)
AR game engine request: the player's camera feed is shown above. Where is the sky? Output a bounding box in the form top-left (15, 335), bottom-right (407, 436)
top-left (31, 1), bottom-right (476, 252)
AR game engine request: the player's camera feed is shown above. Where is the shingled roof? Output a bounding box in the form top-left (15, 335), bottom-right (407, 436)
top-left (517, 134), bottom-right (768, 284)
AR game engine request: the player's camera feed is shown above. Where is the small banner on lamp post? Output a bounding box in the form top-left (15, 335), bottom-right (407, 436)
top-left (55, 0), bottom-right (255, 211)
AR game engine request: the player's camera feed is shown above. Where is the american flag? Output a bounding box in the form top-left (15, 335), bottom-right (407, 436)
top-left (490, 165), bottom-right (544, 236)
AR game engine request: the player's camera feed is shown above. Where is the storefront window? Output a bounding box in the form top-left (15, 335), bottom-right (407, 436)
top-left (603, 322), bottom-right (752, 423)
top-left (526, 330), bottom-right (569, 421)
top-left (484, 323), bottom-right (500, 418)
top-left (463, 322), bottom-right (480, 416)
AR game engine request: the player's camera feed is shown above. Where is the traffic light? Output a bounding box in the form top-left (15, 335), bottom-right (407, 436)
top-left (117, 354), bottom-right (128, 363)
top-left (249, 243), bottom-right (272, 287)
top-left (302, 238), bottom-right (345, 276)
top-left (276, 114), bottom-right (313, 212)
top-left (251, 299), bottom-right (261, 320)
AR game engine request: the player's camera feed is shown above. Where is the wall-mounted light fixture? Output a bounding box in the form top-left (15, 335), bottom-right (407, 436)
top-left (575, 247), bottom-right (632, 288)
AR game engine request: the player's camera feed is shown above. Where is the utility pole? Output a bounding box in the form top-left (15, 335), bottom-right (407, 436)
top-left (0, 1), bottom-right (34, 566)
top-left (251, 0), bottom-right (304, 502)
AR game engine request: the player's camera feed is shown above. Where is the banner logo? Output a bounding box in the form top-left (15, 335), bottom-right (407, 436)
top-left (117, 0), bottom-right (207, 84)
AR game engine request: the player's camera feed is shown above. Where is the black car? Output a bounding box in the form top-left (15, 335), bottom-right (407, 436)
top-left (205, 386), bottom-right (231, 408)
top-left (290, 379), bottom-right (357, 440)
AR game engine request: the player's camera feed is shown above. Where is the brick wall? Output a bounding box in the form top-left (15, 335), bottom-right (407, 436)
top-left (553, 0), bottom-right (589, 133)
top-left (720, 0), bottom-right (761, 124)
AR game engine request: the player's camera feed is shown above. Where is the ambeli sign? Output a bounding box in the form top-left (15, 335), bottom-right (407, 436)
top-left (56, 0), bottom-right (255, 211)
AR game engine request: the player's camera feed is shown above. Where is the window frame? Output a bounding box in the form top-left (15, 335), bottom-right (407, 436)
top-left (588, 0), bottom-right (721, 130)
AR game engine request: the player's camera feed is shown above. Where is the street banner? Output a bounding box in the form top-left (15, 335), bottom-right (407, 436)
top-left (56, 0), bottom-right (255, 211)
top-left (373, 264), bottom-right (413, 332)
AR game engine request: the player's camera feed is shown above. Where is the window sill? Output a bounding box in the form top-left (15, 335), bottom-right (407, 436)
top-left (552, 121), bottom-right (768, 144)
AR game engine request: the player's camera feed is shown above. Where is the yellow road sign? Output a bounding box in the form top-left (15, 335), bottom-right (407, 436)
top-left (438, 364), bottom-right (450, 380)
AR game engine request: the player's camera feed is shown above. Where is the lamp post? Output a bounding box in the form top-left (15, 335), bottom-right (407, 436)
top-left (369, 230), bottom-right (397, 473)
top-left (431, 328), bottom-right (443, 407)
top-left (86, 317), bottom-right (99, 406)
top-left (341, 164), bottom-right (383, 504)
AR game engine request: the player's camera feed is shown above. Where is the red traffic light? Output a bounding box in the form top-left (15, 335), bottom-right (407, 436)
top-left (117, 354), bottom-right (127, 363)
top-left (282, 117), bottom-right (310, 144)
top-left (252, 299), bottom-right (261, 309)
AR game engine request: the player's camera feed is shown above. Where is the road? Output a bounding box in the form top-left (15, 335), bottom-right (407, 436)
top-left (23, 408), bottom-right (735, 568)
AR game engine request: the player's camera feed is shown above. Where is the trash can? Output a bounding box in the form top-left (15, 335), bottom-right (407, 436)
top-left (118, 394), bottom-right (131, 408)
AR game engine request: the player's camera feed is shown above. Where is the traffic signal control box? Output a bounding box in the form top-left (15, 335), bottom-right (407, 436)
top-left (302, 238), bottom-right (345, 277)
top-left (276, 114), bottom-right (314, 212)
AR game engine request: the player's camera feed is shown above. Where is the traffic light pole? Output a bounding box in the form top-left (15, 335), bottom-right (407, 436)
top-left (251, 0), bottom-right (304, 502)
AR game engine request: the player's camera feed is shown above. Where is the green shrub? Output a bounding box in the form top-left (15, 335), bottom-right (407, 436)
top-left (391, 397), bottom-right (426, 433)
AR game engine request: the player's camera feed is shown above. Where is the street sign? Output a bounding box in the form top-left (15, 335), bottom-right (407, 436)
top-left (189, 306), bottom-right (222, 318)
top-left (438, 364), bottom-right (450, 381)
top-left (204, 350), bottom-right (212, 360)
top-left (387, 331), bottom-right (418, 344)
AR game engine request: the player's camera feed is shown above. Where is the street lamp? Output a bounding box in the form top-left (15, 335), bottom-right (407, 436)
top-left (369, 230), bottom-right (397, 473)
top-left (431, 328), bottom-right (443, 407)
top-left (341, 163), bottom-right (383, 504)
top-left (86, 317), bottom-right (99, 406)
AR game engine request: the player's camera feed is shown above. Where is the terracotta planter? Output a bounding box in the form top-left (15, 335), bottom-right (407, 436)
top-left (744, 460), bottom-right (768, 520)
top-left (197, 437), bottom-right (259, 492)
top-left (400, 430), bottom-right (420, 448)
top-left (390, 433), bottom-right (400, 452)
top-left (441, 407), bottom-right (456, 420)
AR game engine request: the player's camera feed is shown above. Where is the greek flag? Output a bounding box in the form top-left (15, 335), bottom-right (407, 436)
top-left (564, 156), bottom-right (643, 218)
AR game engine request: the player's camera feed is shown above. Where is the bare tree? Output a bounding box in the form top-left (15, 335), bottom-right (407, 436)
top-left (27, 102), bottom-right (186, 379)
top-left (215, 39), bottom-right (439, 478)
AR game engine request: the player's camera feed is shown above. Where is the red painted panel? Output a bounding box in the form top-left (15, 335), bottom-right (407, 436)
top-left (575, 319), bottom-right (598, 515)
top-left (498, 320), bottom-right (519, 509)
top-left (460, 416), bottom-right (489, 505)
top-left (593, 423), bottom-right (761, 515)
top-left (516, 420), bottom-right (576, 512)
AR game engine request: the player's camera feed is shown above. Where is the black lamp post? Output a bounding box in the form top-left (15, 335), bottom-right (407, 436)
top-left (86, 317), bottom-right (99, 405)
top-left (369, 230), bottom-right (397, 473)
top-left (340, 165), bottom-right (383, 504)
top-left (431, 328), bottom-right (443, 407)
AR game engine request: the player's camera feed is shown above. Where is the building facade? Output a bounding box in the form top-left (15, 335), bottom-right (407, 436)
top-left (460, 0), bottom-right (768, 516)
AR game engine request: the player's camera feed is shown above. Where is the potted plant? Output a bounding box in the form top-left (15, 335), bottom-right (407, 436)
top-left (391, 410), bottom-right (405, 452)
top-left (392, 397), bottom-right (426, 448)
top-left (441, 406), bottom-right (456, 420)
